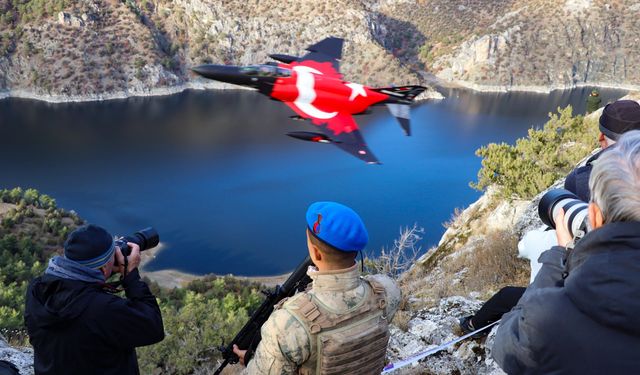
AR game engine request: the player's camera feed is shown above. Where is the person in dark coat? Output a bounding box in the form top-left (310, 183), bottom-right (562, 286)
top-left (492, 130), bottom-right (640, 374)
top-left (25, 224), bottom-right (164, 375)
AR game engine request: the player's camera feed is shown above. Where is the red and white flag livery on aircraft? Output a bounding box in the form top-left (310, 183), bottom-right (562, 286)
top-left (191, 37), bottom-right (427, 164)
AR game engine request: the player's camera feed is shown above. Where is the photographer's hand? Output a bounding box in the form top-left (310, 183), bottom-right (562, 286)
top-left (115, 243), bottom-right (142, 274)
top-left (554, 208), bottom-right (572, 248)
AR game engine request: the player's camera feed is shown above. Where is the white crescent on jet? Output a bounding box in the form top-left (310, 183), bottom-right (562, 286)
top-left (293, 66), bottom-right (338, 120)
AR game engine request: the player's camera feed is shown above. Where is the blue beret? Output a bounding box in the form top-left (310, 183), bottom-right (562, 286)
top-left (306, 202), bottom-right (368, 252)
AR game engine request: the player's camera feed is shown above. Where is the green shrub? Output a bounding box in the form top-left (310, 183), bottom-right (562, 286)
top-left (137, 277), bottom-right (263, 374)
top-left (0, 187), bottom-right (71, 338)
top-left (0, 233), bottom-right (48, 332)
top-left (471, 106), bottom-right (598, 199)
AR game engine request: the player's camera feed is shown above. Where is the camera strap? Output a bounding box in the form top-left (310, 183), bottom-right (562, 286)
top-left (102, 282), bottom-right (124, 293)
top-left (561, 247), bottom-right (573, 280)
top-left (562, 224), bottom-right (587, 280)
top-left (122, 255), bottom-right (129, 280)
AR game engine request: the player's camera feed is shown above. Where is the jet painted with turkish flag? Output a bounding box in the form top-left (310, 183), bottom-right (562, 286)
top-left (192, 37), bottom-right (426, 164)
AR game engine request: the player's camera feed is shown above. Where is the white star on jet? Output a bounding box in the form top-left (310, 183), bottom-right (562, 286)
top-left (346, 82), bottom-right (367, 101)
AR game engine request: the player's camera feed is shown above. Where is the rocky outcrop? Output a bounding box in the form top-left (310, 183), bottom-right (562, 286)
top-left (434, 27), bottom-right (515, 87)
top-left (0, 335), bottom-right (33, 375)
top-left (57, 12), bottom-right (86, 28)
top-left (387, 296), bottom-right (505, 375)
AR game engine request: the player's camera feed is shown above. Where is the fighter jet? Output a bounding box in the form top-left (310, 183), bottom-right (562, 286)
top-left (192, 37), bottom-right (427, 164)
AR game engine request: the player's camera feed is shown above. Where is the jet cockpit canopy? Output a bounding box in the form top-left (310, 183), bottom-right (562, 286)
top-left (240, 65), bottom-right (291, 77)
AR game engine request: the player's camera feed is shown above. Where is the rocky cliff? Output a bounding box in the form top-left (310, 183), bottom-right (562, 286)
top-left (375, 0), bottom-right (640, 92)
top-left (0, 0), bottom-right (440, 101)
top-left (4, 0), bottom-right (640, 101)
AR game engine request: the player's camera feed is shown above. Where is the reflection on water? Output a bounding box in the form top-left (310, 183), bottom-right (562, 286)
top-left (0, 87), bottom-right (628, 275)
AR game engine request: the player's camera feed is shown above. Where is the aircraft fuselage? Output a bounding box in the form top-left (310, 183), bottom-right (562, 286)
top-left (192, 62), bottom-right (390, 123)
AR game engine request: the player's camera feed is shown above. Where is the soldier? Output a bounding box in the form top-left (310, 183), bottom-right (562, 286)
top-left (233, 201), bottom-right (401, 374)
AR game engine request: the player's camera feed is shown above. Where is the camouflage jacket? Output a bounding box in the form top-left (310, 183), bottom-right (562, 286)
top-left (243, 264), bottom-right (401, 375)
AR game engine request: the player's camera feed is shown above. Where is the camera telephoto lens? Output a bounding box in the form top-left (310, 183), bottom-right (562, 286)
top-left (129, 227), bottom-right (160, 251)
top-left (117, 227), bottom-right (160, 256)
top-left (538, 189), bottom-right (589, 239)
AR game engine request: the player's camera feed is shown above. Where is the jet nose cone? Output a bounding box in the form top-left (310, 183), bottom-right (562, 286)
top-left (191, 64), bottom-right (229, 79)
top-left (191, 64), bottom-right (254, 87)
top-left (190, 65), bottom-right (208, 77)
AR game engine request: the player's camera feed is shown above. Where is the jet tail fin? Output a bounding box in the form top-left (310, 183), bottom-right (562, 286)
top-left (386, 104), bottom-right (412, 136)
top-left (373, 85), bottom-right (426, 104)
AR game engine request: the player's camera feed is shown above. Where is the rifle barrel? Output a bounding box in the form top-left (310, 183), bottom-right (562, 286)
top-left (214, 358), bottom-right (230, 375)
top-left (214, 256), bottom-right (314, 372)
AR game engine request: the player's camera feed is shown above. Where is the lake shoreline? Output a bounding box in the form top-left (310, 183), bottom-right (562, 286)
top-left (0, 78), bottom-right (445, 103)
top-left (0, 80), bottom-right (248, 104)
top-left (140, 246), bottom-right (288, 289)
top-left (3, 75), bottom-right (636, 104)
top-left (432, 77), bottom-right (640, 94)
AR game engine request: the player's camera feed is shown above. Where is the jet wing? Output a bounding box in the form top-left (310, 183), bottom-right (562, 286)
top-left (297, 37), bottom-right (344, 77)
top-left (286, 106), bottom-right (379, 164)
top-left (320, 115), bottom-right (379, 164)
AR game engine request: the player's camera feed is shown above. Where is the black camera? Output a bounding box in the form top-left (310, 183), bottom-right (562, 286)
top-left (114, 227), bottom-right (160, 256)
top-left (538, 189), bottom-right (589, 239)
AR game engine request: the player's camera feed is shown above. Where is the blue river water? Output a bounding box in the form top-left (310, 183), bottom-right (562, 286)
top-left (0, 86), bottom-right (627, 275)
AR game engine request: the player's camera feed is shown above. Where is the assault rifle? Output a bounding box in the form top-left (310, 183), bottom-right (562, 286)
top-left (214, 256), bottom-right (314, 375)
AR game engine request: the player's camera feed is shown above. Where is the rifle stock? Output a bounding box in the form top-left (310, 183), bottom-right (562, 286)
top-left (214, 256), bottom-right (314, 375)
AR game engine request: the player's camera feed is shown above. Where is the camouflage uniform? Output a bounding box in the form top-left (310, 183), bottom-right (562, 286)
top-left (244, 264), bottom-right (401, 374)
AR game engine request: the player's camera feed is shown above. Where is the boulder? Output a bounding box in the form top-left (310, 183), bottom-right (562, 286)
top-left (0, 335), bottom-right (34, 375)
top-left (57, 12), bottom-right (85, 27)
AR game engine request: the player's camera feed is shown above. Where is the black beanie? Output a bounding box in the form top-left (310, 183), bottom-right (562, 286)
top-left (64, 224), bottom-right (115, 269)
top-left (599, 100), bottom-right (640, 141)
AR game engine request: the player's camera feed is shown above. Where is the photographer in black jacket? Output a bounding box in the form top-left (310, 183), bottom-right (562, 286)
top-left (25, 224), bottom-right (164, 375)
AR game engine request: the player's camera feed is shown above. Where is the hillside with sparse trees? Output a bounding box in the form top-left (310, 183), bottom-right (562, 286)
top-left (375, 0), bottom-right (640, 91)
top-left (3, 0), bottom-right (640, 101)
top-left (0, 0), bottom-right (432, 100)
